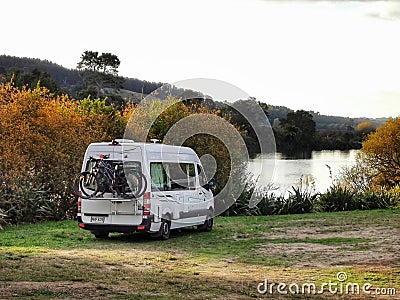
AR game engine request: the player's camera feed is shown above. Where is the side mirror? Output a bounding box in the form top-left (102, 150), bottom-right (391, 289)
top-left (206, 178), bottom-right (216, 191)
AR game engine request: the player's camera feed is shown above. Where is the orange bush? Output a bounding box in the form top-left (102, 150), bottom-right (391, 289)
top-left (361, 117), bottom-right (400, 187)
top-left (355, 121), bottom-right (374, 135)
top-left (0, 82), bottom-right (130, 223)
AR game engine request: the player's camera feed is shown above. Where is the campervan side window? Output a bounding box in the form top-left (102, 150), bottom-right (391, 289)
top-left (186, 164), bottom-right (196, 188)
top-left (150, 163), bottom-right (164, 190)
top-left (197, 164), bottom-right (207, 187)
top-left (150, 162), bottom-right (195, 191)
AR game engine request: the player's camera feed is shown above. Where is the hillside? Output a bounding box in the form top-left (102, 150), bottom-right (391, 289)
top-left (267, 104), bottom-right (388, 131)
top-left (0, 55), bottom-right (163, 96)
top-left (0, 55), bottom-right (81, 87)
top-left (0, 55), bottom-right (389, 129)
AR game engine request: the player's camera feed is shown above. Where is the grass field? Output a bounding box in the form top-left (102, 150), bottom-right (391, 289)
top-left (1, 209), bottom-right (400, 299)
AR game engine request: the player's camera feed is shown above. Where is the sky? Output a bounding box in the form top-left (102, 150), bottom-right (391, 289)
top-left (2, 0), bottom-right (400, 118)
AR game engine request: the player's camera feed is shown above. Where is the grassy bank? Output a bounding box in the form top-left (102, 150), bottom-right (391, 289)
top-left (1, 209), bottom-right (400, 299)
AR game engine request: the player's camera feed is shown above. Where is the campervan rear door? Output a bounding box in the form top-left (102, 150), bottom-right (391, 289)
top-left (81, 143), bottom-right (143, 226)
top-left (110, 144), bottom-right (144, 225)
top-left (80, 143), bottom-right (116, 225)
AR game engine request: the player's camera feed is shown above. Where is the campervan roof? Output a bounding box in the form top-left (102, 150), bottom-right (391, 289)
top-left (87, 140), bottom-right (197, 156)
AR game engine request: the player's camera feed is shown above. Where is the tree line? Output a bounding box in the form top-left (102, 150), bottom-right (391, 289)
top-left (0, 54), bottom-right (163, 99)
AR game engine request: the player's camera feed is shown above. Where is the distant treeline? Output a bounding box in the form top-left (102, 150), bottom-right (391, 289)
top-left (0, 55), bottom-right (81, 87)
top-left (0, 55), bottom-right (163, 98)
top-left (0, 54), bottom-right (387, 156)
top-left (268, 104), bottom-right (387, 131)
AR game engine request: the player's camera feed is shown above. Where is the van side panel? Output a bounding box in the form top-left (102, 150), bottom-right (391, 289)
top-left (146, 147), bottom-right (212, 230)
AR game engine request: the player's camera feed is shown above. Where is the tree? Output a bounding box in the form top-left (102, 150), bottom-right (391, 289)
top-left (355, 121), bottom-right (374, 136)
top-left (361, 118), bottom-right (400, 187)
top-left (77, 51), bottom-right (120, 75)
top-left (5, 68), bottom-right (60, 93)
top-left (227, 98), bottom-right (270, 157)
top-left (278, 110), bottom-right (316, 153)
top-left (77, 51), bottom-right (125, 101)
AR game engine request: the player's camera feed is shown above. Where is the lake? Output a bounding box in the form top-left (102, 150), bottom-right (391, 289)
top-left (248, 150), bottom-right (358, 195)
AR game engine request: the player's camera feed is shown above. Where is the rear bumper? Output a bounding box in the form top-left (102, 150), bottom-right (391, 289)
top-left (78, 216), bottom-right (153, 233)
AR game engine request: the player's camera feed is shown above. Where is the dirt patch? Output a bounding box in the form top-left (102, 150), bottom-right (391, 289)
top-left (257, 226), bottom-right (400, 267)
top-left (267, 225), bottom-right (399, 240)
top-left (0, 281), bottom-right (110, 299)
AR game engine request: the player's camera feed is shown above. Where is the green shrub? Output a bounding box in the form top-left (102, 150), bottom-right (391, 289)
top-left (354, 190), bottom-right (397, 210)
top-left (387, 185), bottom-right (400, 204)
top-left (317, 185), bottom-right (397, 212)
top-left (256, 194), bottom-right (285, 215)
top-left (224, 178), bottom-right (260, 216)
top-left (279, 186), bottom-right (316, 214)
top-left (316, 185), bottom-right (356, 212)
top-left (0, 180), bottom-right (71, 227)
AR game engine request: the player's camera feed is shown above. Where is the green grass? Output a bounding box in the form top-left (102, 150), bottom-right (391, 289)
top-left (1, 209), bottom-right (400, 299)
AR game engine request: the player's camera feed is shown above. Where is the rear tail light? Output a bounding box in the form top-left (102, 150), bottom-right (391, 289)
top-left (143, 192), bottom-right (150, 216)
top-left (77, 199), bottom-right (81, 213)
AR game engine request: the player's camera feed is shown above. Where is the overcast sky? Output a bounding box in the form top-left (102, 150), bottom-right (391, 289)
top-left (2, 0), bottom-right (400, 118)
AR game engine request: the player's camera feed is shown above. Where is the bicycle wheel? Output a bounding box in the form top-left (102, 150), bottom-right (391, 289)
top-left (124, 171), bottom-right (147, 198)
top-left (77, 171), bottom-right (101, 199)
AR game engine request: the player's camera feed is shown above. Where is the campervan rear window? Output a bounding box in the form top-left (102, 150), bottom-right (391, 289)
top-left (85, 159), bottom-right (141, 174)
top-left (150, 162), bottom-right (195, 191)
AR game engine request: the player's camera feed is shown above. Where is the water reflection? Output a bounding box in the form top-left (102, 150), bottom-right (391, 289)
top-left (248, 150), bottom-right (358, 195)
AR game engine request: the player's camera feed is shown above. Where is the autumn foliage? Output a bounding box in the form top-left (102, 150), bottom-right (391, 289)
top-left (361, 117), bottom-right (400, 187)
top-left (0, 82), bottom-right (130, 225)
top-left (355, 121), bottom-right (374, 135)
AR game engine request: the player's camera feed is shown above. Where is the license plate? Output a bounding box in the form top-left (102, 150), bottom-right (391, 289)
top-left (90, 216), bottom-right (105, 223)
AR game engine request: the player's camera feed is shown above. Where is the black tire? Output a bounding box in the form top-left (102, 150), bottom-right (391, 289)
top-left (75, 172), bottom-right (100, 199)
top-left (124, 171), bottom-right (147, 198)
top-left (122, 171), bottom-right (141, 198)
top-left (73, 173), bottom-right (83, 197)
top-left (136, 172), bottom-right (147, 198)
top-left (198, 214), bottom-right (213, 232)
top-left (93, 231), bottom-right (109, 239)
top-left (159, 219), bottom-right (171, 240)
top-left (204, 217), bottom-right (213, 232)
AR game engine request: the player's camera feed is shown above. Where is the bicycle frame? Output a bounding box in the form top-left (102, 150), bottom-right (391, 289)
top-left (90, 158), bottom-right (117, 193)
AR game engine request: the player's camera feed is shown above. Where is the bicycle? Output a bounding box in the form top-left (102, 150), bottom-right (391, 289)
top-left (74, 155), bottom-right (147, 199)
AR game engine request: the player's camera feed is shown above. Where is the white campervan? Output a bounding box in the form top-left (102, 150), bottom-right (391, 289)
top-left (77, 139), bottom-right (214, 239)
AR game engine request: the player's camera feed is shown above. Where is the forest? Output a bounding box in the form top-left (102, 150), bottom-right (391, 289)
top-left (0, 55), bottom-right (163, 99)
